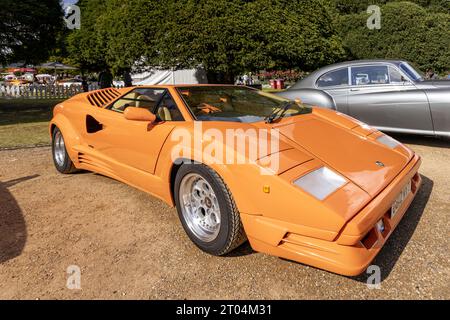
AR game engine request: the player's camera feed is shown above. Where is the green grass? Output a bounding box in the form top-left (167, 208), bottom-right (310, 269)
top-left (262, 88), bottom-right (287, 93)
top-left (0, 99), bottom-right (63, 148)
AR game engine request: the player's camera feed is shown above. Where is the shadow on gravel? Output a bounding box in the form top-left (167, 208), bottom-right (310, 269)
top-left (390, 133), bottom-right (450, 149)
top-left (225, 241), bottom-right (255, 257)
top-left (352, 174), bottom-right (433, 283)
top-left (0, 175), bottom-right (38, 264)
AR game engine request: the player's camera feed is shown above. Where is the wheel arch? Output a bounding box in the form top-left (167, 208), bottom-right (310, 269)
top-left (169, 159), bottom-right (187, 206)
top-left (164, 158), bottom-right (259, 216)
top-left (49, 113), bottom-right (81, 163)
top-left (167, 159), bottom-right (224, 207)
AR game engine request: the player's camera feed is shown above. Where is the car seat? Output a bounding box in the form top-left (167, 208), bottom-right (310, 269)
top-left (157, 106), bottom-right (172, 121)
top-left (113, 92), bottom-right (139, 111)
top-left (136, 94), bottom-right (155, 109)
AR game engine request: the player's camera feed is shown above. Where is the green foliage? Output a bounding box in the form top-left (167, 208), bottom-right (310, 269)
top-left (67, 0), bottom-right (345, 80)
top-left (95, 0), bottom-right (162, 74)
top-left (66, 0), bottom-right (449, 78)
top-left (66, 0), bottom-right (109, 71)
top-left (247, 0), bottom-right (346, 71)
top-left (338, 1), bottom-right (450, 72)
top-left (334, 0), bottom-right (449, 14)
top-left (0, 0), bottom-right (64, 65)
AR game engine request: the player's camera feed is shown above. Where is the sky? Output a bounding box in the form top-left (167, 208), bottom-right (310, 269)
top-left (62, 0), bottom-right (79, 5)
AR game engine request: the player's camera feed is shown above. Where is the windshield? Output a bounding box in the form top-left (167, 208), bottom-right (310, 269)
top-left (177, 86), bottom-right (311, 123)
top-left (399, 62), bottom-right (423, 82)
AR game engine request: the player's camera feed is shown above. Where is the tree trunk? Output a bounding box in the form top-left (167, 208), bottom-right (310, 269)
top-left (206, 70), bottom-right (235, 84)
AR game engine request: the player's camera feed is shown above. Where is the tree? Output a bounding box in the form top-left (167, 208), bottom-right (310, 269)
top-left (0, 0), bottom-right (64, 65)
top-left (66, 0), bottom-right (109, 72)
top-left (95, 0), bottom-right (163, 74)
top-left (67, 0), bottom-right (346, 82)
top-left (334, 0), bottom-right (449, 14)
top-left (154, 0), bottom-right (272, 82)
top-left (338, 1), bottom-right (449, 73)
top-left (150, 0), bottom-right (345, 81)
top-left (251, 0), bottom-right (345, 71)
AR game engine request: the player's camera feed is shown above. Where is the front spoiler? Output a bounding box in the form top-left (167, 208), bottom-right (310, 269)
top-left (241, 154), bottom-right (422, 276)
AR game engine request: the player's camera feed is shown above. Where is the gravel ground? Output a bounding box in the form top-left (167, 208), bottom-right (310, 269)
top-left (0, 135), bottom-right (448, 299)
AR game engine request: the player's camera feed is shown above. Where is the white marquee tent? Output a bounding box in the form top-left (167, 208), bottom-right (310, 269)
top-left (132, 68), bottom-right (208, 85)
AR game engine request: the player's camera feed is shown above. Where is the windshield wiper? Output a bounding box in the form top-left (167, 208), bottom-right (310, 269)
top-left (265, 101), bottom-right (293, 124)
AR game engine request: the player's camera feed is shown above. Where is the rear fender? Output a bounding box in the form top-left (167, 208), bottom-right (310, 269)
top-left (276, 88), bottom-right (336, 109)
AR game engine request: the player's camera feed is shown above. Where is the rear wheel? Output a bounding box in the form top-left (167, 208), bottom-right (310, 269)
top-left (52, 127), bottom-right (77, 174)
top-left (174, 164), bottom-right (246, 255)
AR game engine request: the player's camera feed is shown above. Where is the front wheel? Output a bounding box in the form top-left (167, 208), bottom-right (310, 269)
top-left (174, 164), bottom-right (246, 256)
top-left (52, 127), bottom-right (77, 174)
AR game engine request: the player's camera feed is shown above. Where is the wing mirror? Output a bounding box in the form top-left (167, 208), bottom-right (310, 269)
top-left (401, 76), bottom-right (410, 84)
top-left (124, 107), bottom-right (156, 123)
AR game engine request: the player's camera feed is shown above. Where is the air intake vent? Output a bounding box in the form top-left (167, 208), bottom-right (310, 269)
top-left (86, 88), bottom-right (121, 107)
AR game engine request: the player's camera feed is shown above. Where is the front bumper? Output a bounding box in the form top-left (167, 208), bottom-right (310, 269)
top-left (241, 154), bottom-right (422, 276)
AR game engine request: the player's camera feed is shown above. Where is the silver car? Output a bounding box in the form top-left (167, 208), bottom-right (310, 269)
top-left (277, 60), bottom-right (450, 137)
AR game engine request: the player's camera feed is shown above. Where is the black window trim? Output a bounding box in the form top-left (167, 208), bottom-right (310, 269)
top-left (154, 90), bottom-right (185, 122)
top-left (104, 88), bottom-right (185, 121)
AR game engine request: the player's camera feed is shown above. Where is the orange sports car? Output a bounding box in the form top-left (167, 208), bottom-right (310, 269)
top-left (49, 85), bottom-right (422, 276)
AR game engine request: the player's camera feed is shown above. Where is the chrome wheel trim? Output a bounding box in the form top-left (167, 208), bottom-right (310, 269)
top-left (54, 130), bottom-right (66, 167)
top-left (179, 173), bottom-right (221, 242)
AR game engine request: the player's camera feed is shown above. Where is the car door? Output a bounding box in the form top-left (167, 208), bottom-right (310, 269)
top-left (81, 88), bottom-right (184, 177)
top-left (347, 64), bottom-right (433, 133)
top-left (315, 67), bottom-right (350, 113)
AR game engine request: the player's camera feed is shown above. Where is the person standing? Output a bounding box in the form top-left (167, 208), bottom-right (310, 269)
top-left (123, 69), bottom-right (133, 87)
top-left (242, 74), bottom-right (249, 85)
top-left (425, 69), bottom-right (437, 80)
top-left (81, 76), bottom-right (89, 92)
top-left (98, 69), bottom-right (113, 89)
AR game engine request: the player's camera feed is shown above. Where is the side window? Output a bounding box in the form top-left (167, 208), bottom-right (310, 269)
top-left (389, 66), bottom-right (406, 84)
top-left (351, 65), bottom-right (389, 86)
top-left (316, 68), bottom-right (349, 88)
top-left (109, 88), bottom-right (165, 113)
top-left (155, 92), bottom-right (184, 121)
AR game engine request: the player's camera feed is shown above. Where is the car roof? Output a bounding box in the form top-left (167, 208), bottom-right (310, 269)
top-left (321, 59), bottom-right (403, 68)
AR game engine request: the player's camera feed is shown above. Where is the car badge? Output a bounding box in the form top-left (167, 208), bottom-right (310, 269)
top-left (375, 161), bottom-right (385, 167)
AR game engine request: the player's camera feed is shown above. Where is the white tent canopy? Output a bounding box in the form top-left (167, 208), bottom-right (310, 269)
top-left (132, 68), bottom-right (208, 85)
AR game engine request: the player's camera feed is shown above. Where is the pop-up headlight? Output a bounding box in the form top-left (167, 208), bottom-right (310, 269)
top-left (377, 135), bottom-right (400, 149)
top-left (294, 167), bottom-right (347, 200)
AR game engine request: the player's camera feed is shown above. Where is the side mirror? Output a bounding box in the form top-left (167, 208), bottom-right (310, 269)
top-left (124, 107), bottom-right (156, 123)
top-left (401, 76), bottom-right (410, 84)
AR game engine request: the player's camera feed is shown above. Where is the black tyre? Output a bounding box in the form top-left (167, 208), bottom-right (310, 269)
top-left (174, 163), bottom-right (246, 255)
top-left (52, 127), bottom-right (77, 174)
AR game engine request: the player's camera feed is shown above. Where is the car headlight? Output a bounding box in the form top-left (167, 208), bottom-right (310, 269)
top-left (293, 167), bottom-right (347, 200)
top-left (376, 135), bottom-right (400, 149)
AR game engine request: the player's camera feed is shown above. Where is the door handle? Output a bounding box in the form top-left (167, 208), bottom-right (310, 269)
top-left (350, 88), bottom-right (360, 92)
